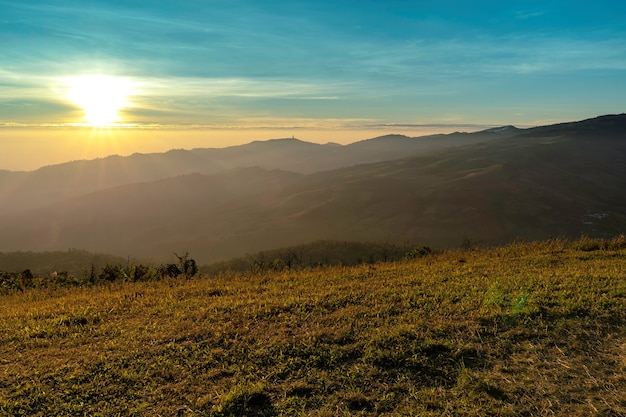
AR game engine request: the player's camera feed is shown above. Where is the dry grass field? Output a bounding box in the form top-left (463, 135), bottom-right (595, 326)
top-left (1, 237), bottom-right (626, 416)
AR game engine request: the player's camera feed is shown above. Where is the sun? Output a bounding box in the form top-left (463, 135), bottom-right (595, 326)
top-left (66, 75), bottom-right (133, 126)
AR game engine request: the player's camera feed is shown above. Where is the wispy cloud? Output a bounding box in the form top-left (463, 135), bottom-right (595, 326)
top-left (2, 0), bottom-right (626, 127)
top-left (139, 77), bottom-right (343, 100)
top-left (513, 9), bottom-right (546, 20)
top-left (339, 36), bottom-right (626, 80)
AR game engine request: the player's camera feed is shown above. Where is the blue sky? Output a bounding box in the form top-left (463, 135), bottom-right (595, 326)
top-left (1, 0), bottom-right (626, 129)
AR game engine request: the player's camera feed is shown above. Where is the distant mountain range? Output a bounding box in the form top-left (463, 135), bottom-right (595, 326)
top-left (1, 114), bottom-right (625, 262)
top-left (0, 125), bottom-right (521, 214)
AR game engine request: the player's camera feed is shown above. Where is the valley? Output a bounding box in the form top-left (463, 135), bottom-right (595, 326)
top-left (1, 114), bottom-right (625, 263)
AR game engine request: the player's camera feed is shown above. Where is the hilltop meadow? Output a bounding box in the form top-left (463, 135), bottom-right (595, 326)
top-left (1, 236), bottom-right (625, 416)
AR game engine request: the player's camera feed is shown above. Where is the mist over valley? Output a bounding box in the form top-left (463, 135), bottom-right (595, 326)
top-left (1, 114), bottom-right (625, 263)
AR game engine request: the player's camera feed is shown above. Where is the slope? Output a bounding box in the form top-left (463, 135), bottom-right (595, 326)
top-left (0, 114), bottom-right (624, 262)
top-left (0, 127), bottom-right (519, 214)
top-left (2, 238), bottom-right (625, 416)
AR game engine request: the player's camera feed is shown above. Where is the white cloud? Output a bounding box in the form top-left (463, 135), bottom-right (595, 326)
top-left (134, 77), bottom-right (348, 101)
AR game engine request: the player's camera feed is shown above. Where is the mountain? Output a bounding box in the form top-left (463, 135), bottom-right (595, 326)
top-left (0, 127), bottom-right (520, 214)
top-left (524, 113), bottom-right (626, 137)
top-left (0, 114), bottom-right (624, 262)
top-left (189, 138), bottom-right (345, 174)
top-left (0, 167), bottom-right (303, 261)
top-left (0, 149), bottom-right (219, 214)
top-left (344, 126), bottom-right (521, 153)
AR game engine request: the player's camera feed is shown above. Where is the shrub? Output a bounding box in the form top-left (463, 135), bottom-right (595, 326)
top-left (159, 253), bottom-right (198, 279)
top-left (99, 264), bottom-right (124, 282)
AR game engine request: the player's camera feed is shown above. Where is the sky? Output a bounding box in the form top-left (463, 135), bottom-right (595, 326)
top-left (1, 0), bottom-right (626, 170)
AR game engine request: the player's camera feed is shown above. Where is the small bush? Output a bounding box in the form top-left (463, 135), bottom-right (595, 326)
top-left (405, 245), bottom-right (433, 259)
top-left (99, 264), bottom-right (124, 282)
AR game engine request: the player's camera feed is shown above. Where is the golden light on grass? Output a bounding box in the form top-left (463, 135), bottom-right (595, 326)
top-left (2, 237), bottom-right (626, 415)
top-left (65, 75), bottom-right (134, 126)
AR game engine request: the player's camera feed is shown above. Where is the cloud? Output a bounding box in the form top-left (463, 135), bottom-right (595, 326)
top-left (514, 10), bottom-right (545, 20)
top-left (339, 36), bottom-right (626, 80)
top-left (2, 0), bottom-right (626, 127)
top-left (138, 77), bottom-right (344, 99)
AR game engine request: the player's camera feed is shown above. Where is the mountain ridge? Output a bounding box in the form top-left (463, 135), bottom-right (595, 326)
top-left (0, 123), bottom-right (526, 214)
top-left (1, 114), bottom-right (625, 262)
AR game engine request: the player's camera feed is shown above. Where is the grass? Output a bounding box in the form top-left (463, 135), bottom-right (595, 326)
top-left (1, 237), bottom-right (626, 416)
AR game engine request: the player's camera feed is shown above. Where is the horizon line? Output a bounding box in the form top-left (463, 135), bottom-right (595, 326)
top-left (0, 121), bottom-right (535, 130)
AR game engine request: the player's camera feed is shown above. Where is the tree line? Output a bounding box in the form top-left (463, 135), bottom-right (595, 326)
top-left (0, 252), bottom-right (198, 294)
top-left (201, 240), bottom-right (435, 274)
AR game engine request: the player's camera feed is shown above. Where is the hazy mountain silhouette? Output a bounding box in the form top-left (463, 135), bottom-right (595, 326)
top-left (0, 126), bottom-right (519, 214)
top-left (0, 114), bottom-right (624, 262)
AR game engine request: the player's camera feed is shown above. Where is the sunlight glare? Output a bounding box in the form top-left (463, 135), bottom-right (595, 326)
top-left (66, 75), bottom-right (133, 126)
